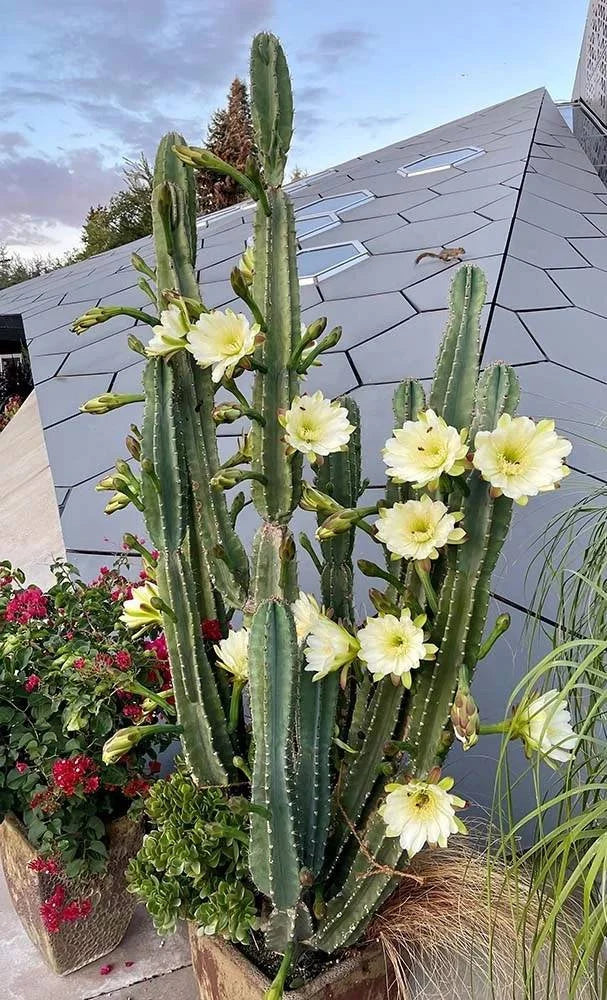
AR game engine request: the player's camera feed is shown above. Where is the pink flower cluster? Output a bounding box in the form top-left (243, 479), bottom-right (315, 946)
top-left (51, 755), bottom-right (99, 797)
top-left (39, 885), bottom-right (92, 933)
top-left (24, 674), bottom-right (41, 693)
top-left (5, 586), bottom-right (48, 624)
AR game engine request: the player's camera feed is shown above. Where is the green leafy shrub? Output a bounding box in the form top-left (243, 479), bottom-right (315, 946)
top-left (127, 765), bottom-right (258, 942)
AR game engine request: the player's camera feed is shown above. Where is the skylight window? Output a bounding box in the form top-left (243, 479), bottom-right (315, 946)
top-left (296, 241), bottom-right (368, 283)
top-left (295, 190), bottom-right (373, 220)
top-left (295, 214), bottom-right (340, 240)
top-left (398, 147), bottom-right (484, 177)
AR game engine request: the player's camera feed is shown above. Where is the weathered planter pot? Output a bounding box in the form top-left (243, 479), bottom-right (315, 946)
top-left (0, 812), bottom-right (142, 975)
top-left (189, 925), bottom-right (388, 999)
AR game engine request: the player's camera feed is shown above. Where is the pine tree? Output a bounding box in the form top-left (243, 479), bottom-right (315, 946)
top-left (196, 78), bottom-right (255, 213)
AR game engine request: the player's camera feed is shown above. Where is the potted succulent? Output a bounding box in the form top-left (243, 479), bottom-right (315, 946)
top-left (0, 557), bottom-right (175, 974)
top-left (78, 32), bottom-right (578, 1000)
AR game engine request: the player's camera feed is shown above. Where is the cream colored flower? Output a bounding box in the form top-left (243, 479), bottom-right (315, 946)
top-left (120, 581), bottom-right (163, 631)
top-left (303, 615), bottom-right (360, 682)
top-left (357, 609), bottom-right (437, 687)
top-left (186, 309), bottom-right (259, 382)
top-left (383, 409), bottom-right (468, 489)
top-left (279, 391), bottom-right (355, 463)
top-left (515, 690), bottom-right (577, 766)
top-left (291, 593), bottom-right (323, 642)
top-left (214, 628), bottom-right (249, 682)
top-left (375, 494), bottom-right (465, 561)
top-left (472, 414), bottom-right (571, 506)
top-left (147, 304), bottom-right (190, 358)
top-left (380, 776), bottom-right (467, 857)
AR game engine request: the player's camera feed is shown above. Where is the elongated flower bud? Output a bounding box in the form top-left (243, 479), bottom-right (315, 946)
top-left (213, 402), bottom-right (245, 425)
top-left (451, 670), bottom-right (480, 750)
top-left (81, 393), bottom-right (144, 415)
top-left (102, 726), bottom-right (147, 764)
top-left (316, 507), bottom-right (364, 540)
top-left (300, 482), bottom-right (340, 514)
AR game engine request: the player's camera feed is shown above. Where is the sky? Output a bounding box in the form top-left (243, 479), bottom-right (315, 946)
top-left (0, 0), bottom-right (590, 259)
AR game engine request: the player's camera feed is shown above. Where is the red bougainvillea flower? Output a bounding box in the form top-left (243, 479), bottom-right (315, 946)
top-left (123, 776), bottom-right (150, 798)
top-left (62, 898), bottom-right (92, 921)
top-left (24, 674), bottom-right (41, 693)
top-left (39, 885), bottom-right (66, 932)
top-left (100, 964), bottom-right (113, 975)
top-left (94, 652), bottom-right (114, 670)
top-left (202, 619), bottom-right (222, 642)
top-left (30, 788), bottom-right (56, 813)
top-left (15, 762), bottom-right (28, 774)
top-left (144, 634), bottom-right (168, 661)
top-left (114, 650), bottom-right (132, 670)
top-left (28, 856), bottom-right (61, 875)
top-left (5, 586), bottom-right (48, 624)
top-left (73, 657), bottom-right (86, 670)
top-left (123, 703), bottom-right (143, 721)
top-left (51, 755), bottom-right (98, 797)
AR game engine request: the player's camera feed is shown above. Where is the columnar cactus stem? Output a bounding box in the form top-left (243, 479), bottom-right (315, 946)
top-left (92, 32), bottom-right (560, 989)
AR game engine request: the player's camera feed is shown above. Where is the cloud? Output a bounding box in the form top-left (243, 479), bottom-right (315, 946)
top-left (2, 0), bottom-right (274, 153)
top-left (0, 0), bottom-right (274, 251)
top-left (0, 131), bottom-right (29, 155)
top-left (0, 148), bottom-right (122, 245)
top-left (300, 28), bottom-right (374, 71)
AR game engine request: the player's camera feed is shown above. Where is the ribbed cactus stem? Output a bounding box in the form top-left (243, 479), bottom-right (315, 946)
top-left (250, 188), bottom-right (302, 521)
top-left (249, 600), bottom-right (301, 911)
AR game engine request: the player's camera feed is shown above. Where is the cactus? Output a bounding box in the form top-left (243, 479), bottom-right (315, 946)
top-left (81, 31), bottom-right (571, 999)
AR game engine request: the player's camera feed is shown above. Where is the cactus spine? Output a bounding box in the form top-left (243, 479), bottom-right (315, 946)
top-left (84, 30), bottom-right (555, 997)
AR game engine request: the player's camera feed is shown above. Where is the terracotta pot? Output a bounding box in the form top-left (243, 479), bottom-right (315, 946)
top-left (189, 925), bottom-right (389, 999)
top-left (0, 812), bottom-right (142, 975)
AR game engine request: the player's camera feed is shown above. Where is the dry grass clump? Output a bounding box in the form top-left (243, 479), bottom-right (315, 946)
top-left (366, 836), bottom-right (595, 1000)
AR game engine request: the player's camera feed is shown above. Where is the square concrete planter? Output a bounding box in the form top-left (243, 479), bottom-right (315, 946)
top-left (189, 924), bottom-right (388, 999)
top-left (0, 812), bottom-right (142, 975)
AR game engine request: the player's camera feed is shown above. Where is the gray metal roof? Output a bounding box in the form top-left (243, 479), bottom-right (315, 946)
top-left (2, 88), bottom-right (607, 815)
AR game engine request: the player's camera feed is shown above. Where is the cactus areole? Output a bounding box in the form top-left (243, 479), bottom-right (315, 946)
top-left (79, 32), bottom-right (572, 999)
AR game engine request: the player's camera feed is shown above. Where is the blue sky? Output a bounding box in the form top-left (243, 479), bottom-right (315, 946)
top-left (0, 0), bottom-right (589, 257)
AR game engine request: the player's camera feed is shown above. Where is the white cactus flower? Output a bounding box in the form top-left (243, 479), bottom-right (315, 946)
top-left (147, 304), bottom-right (191, 358)
top-left (357, 609), bottom-right (437, 687)
top-left (187, 309), bottom-right (259, 382)
top-left (214, 628), bottom-right (249, 682)
top-left (380, 777), bottom-right (467, 857)
top-left (120, 581), bottom-right (163, 630)
top-left (516, 689), bottom-right (577, 766)
top-left (375, 494), bottom-right (466, 561)
top-left (472, 414), bottom-right (571, 505)
top-left (280, 391), bottom-right (355, 463)
top-left (303, 615), bottom-right (360, 682)
top-left (291, 593), bottom-right (323, 642)
top-left (383, 409), bottom-right (468, 489)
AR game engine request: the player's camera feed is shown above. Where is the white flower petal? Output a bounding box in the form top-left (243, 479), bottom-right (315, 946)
top-left (187, 309), bottom-right (258, 382)
top-left (375, 494), bottom-right (462, 561)
top-left (383, 409), bottom-right (467, 488)
top-left (282, 391), bottom-right (355, 462)
top-left (473, 414), bottom-right (571, 504)
top-left (214, 628), bottom-right (249, 682)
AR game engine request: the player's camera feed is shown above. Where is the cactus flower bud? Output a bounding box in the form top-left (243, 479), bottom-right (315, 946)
top-left (316, 506), bottom-right (364, 540)
top-left (238, 244), bottom-right (255, 285)
top-left (451, 670), bottom-right (480, 750)
top-left (80, 393), bottom-right (144, 415)
top-left (210, 467), bottom-right (251, 490)
top-left (71, 306), bottom-right (110, 333)
top-left (102, 726), bottom-right (147, 765)
top-left (212, 402), bottom-right (245, 425)
top-left (300, 482), bottom-right (340, 514)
